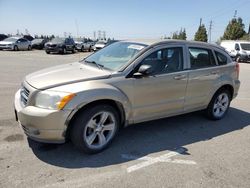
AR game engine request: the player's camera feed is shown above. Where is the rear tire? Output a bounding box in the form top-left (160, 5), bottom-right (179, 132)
top-left (206, 89), bottom-right (231, 120)
top-left (70, 104), bottom-right (120, 154)
top-left (46, 50), bottom-right (50, 54)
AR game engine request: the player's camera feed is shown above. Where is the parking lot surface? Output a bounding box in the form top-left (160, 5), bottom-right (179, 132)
top-left (0, 50), bottom-right (250, 188)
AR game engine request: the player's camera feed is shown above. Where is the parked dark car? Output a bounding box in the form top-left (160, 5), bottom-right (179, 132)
top-left (45, 37), bottom-right (76, 54)
top-left (31, 38), bottom-right (48, 50)
top-left (0, 34), bottom-right (8, 41)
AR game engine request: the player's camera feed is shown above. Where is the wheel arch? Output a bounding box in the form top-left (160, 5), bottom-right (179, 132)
top-left (65, 99), bottom-right (126, 140)
top-left (215, 84), bottom-right (234, 100)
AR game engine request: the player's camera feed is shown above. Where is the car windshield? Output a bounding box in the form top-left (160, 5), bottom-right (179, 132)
top-left (240, 43), bottom-right (250, 51)
top-left (82, 42), bottom-right (147, 71)
top-left (4, 37), bottom-right (18, 42)
top-left (51, 38), bottom-right (64, 43)
top-left (32, 39), bottom-right (43, 43)
top-left (96, 41), bottom-right (106, 45)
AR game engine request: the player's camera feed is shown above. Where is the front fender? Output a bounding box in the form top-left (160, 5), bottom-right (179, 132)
top-left (52, 81), bottom-right (133, 123)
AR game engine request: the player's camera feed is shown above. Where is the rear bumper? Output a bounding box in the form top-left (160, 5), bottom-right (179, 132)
top-left (14, 90), bottom-right (71, 143)
top-left (233, 80), bottom-right (240, 99)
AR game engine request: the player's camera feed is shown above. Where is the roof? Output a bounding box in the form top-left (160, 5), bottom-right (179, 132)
top-left (122, 39), bottom-right (225, 51)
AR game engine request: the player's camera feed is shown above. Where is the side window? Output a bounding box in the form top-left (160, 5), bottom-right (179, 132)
top-left (189, 48), bottom-right (216, 69)
top-left (140, 47), bottom-right (183, 75)
top-left (235, 43), bottom-right (240, 50)
top-left (215, 51), bottom-right (227, 65)
top-left (65, 39), bottom-right (69, 44)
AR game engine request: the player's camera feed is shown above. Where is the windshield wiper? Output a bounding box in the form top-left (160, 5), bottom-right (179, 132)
top-left (84, 60), bottom-right (104, 69)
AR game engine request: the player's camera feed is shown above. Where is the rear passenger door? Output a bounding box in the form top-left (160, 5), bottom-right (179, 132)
top-left (185, 46), bottom-right (220, 111)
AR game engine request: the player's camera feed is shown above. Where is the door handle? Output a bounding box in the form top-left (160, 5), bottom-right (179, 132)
top-left (174, 75), bottom-right (187, 80)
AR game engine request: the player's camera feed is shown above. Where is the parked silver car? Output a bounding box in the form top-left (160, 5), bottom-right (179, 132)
top-left (74, 38), bottom-right (94, 52)
top-left (14, 40), bottom-right (240, 153)
top-left (0, 37), bottom-right (31, 51)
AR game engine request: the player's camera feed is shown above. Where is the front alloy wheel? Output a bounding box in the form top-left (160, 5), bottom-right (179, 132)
top-left (71, 105), bottom-right (120, 154)
top-left (84, 111), bottom-right (116, 150)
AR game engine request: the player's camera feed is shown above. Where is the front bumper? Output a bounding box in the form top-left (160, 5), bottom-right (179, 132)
top-left (0, 45), bottom-right (14, 50)
top-left (45, 46), bottom-right (62, 53)
top-left (239, 54), bottom-right (250, 61)
top-left (14, 90), bottom-right (71, 143)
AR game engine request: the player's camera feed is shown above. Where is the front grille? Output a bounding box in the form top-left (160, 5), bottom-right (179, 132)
top-left (48, 44), bottom-right (57, 47)
top-left (20, 86), bottom-right (30, 106)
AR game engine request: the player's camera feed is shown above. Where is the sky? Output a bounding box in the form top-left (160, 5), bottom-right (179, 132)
top-left (0, 0), bottom-right (250, 42)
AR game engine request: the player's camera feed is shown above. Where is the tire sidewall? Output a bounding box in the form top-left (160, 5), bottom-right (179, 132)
top-left (71, 105), bottom-right (120, 154)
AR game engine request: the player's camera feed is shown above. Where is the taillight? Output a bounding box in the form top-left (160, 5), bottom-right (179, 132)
top-left (235, 63), bottom-right (240, 79)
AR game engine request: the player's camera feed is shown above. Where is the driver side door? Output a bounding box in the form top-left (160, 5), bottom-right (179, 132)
top-left (131, 45), bottom-right (188, 123)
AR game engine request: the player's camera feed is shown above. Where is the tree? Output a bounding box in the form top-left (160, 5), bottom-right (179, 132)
top-left (194, 24), bottom-right (208, 42)
top-left (171, 28), bottom-right (187, 40)
top-left (172, 32), bottom-right (179, 39)
top-left (179, 28), bottom-right (187, 40)
top-left (222, 17), bottom-right (245, 40)
top-left (240, 34), bottom-right (250, 41)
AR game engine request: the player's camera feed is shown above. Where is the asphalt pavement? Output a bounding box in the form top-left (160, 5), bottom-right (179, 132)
top-left (0, 50), bottom-right (249, 188)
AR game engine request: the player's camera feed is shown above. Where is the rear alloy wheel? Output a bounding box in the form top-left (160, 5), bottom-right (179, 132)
top-left (206, 90), bottom-right (231, 120)
top-left (71, 105), bottom-right (120, 154)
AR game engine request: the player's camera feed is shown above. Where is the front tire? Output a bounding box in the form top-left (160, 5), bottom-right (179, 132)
top-left (70, 105), bottom-right (120, 154)
top-left (14, 45), bottom-right (18, 51)
top-left (28, 45), bottom-right (31, 51)
top-left (206, 89), bottom-right (231, 120)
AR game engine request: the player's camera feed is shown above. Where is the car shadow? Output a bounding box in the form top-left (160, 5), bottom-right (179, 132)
top-left (28, 107), bottom-right (250, 169)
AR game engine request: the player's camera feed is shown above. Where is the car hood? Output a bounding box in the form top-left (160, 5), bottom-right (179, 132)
top-left (25, 62), bottom-right (111, 89)
top-left (95, 43), bottom-right (105, 47)
top-left (0, 41), bottom-right (14, 45)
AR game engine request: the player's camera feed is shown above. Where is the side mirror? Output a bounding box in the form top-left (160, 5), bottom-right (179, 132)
top-left (235, 46), bottom-right (240, 51)
top-left (133, 65), bottom-right (153, 78)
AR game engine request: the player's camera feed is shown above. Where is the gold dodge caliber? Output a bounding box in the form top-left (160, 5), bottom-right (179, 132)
top-left (14, 40), bottom-right (240, 153)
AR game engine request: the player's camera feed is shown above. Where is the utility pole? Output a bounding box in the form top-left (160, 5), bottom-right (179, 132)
top-left (98, 30), bottom-right (101, 40)
top-left (233, 10), bottom-right (237, 18)
top-left (208, 20), bottom-right (213, 43)
top-left (93, 31), bottom-right (96, 40)
top-left (248, 23), bottom-right (250, 34)
top-left (199, 18), bottom-right (202, 27)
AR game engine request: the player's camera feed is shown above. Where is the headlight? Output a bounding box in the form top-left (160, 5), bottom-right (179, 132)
top-left (35, 90), bottom-right (76, 110)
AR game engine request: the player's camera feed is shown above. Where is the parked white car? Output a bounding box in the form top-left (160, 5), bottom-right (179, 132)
top-left (0, 37), bottom-right (31, 51)
top-left (220, 40), bottom-right (250, 62)
top-left (93, 41), bottom-right (107, 51)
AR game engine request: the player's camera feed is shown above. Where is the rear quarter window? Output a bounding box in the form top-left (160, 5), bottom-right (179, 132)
top-left (215, 51), bottom-right (228, 65)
